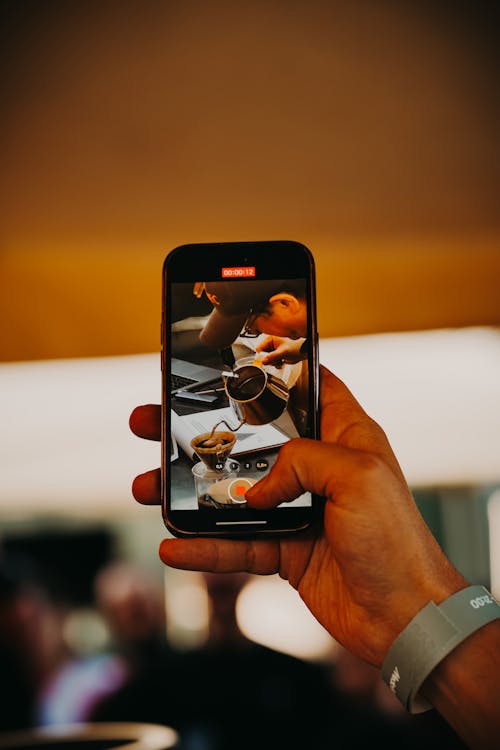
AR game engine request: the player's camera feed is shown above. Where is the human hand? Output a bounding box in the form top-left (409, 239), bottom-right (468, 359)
top-left (130, 365), bottom-right (466, 667)
top-left (255, 336), bottom-right (305, 366)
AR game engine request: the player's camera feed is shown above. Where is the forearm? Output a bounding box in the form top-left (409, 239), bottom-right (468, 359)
top-left (421, 619), bottom-right (500, 749)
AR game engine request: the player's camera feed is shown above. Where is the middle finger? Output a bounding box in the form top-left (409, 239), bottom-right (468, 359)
top-left (132, 468), bottom-right (161, 505)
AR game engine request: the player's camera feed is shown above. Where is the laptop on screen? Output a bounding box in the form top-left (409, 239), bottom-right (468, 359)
top-left (171, 357), bottom-right (223, 394)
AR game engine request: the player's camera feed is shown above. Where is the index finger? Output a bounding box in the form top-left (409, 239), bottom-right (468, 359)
top-left (318, 366), bottom-right (405, 479)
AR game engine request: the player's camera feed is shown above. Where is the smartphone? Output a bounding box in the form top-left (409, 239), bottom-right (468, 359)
top-left (161, 240), bottom-right (319, 537)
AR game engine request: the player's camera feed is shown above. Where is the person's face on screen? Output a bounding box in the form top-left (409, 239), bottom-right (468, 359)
top-left (245, 292), bottom-right (307, 339)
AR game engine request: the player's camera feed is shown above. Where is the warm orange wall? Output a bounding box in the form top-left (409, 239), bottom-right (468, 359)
top-left (1, 233), bottom-right (499, 362)
top-left (2, 2), bottom-right (498, 361)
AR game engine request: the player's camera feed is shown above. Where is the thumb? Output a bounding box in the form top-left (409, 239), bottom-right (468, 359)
top-left (245, 438), bottom-right (360, 509)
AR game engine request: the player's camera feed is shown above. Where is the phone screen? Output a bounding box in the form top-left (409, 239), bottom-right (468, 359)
top-left (162, 241), bottom-right (318, 537)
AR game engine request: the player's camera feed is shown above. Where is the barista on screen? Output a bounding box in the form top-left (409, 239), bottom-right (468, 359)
top-left (197, 278), bottom-right (308, 365)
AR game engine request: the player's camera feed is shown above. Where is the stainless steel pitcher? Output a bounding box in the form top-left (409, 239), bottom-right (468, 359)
top-left (224, 364), bottom-right (289, 426)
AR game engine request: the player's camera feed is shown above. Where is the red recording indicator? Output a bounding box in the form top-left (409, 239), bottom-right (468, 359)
top-left (221, 266), bottom-right (256, 278)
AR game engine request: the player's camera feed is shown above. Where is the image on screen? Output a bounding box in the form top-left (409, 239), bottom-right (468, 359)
top-left (168, 276), bottom-right (312, 512)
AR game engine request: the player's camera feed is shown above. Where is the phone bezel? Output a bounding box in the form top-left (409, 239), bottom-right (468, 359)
top-left (161, 240), bottom-right (319, 538)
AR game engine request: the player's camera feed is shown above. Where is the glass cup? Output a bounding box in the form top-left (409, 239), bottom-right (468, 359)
top-left (192, 460), bottom-right (249, 509)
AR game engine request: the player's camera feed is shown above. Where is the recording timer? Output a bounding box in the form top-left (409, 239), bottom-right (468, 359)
top-left (221, 266), bottom-right (256, 278)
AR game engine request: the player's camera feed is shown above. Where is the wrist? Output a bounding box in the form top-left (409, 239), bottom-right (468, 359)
top-left (382, 573), bottom-right (467, 657)
top-left (381, 585), bottom-right (500, 713)
top-left (421, 616), bottom-right (500, 701)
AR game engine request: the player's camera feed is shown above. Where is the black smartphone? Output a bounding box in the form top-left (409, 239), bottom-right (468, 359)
top-left (161, 240), bottom-right (319, 537)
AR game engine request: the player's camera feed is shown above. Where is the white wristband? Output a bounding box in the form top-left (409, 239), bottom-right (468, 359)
top-left (381, 585), bottom-right (500, 713)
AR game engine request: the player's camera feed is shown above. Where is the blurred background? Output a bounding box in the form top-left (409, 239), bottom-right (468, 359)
top-left (1, 0), bottom-right (499, 746)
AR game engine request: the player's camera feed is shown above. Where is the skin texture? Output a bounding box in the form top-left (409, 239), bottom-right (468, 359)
top-left (130, 365), bottom-right (500, 747)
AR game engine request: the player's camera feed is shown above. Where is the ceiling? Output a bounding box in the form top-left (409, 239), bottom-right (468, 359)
top-left (1, 0), bottom-right (499, 362)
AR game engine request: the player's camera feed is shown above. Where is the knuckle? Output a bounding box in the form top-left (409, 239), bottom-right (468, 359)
top-left (355, 450), bottom-right (386, 477)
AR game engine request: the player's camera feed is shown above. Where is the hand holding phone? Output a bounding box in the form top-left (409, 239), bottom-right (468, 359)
top-left (132, 367), bottom-right (499, 750)
top-left (162, 240), bottom-right (319, 537)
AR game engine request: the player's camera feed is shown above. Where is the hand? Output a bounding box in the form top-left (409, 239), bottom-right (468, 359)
top-left (255, 336), bottom-right (305, 366)
top-left (130, 365), bottom-right (466, 668)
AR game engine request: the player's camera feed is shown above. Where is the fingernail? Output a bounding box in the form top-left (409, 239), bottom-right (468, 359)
top-left (245, 476), bottom-right (267, 501)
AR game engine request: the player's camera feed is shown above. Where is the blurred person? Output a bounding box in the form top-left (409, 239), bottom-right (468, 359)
top-left (168, 575), bottom-right (466, 749)
top-left (30, 560), bottom-right (126, 725)
top-left (30, 560), bottom-right (170, 724)
top-left (130, 365), bottom-right (499, 748)
top-left (0, 553), bottom-right (116, 728)
top-left (88, 561), bottom-right (183, 725)
top-left (0, 556), bottom-right (44, 730)
top-left (36, 642), bottom-right (125, 725)
top-left (91, 567), bottom-right (336, 749)
top-left (169, 571), bottom-right (337, 750)
top-left (93, 561), bottom-right (168, 669)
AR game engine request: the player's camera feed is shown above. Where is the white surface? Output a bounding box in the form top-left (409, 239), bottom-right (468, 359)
top-left (0, 353), bottom-right (162, 517)
top-left (0, 327), bottom-right (499, 517)
top-left (319, 326), bottom-right (500, 487)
